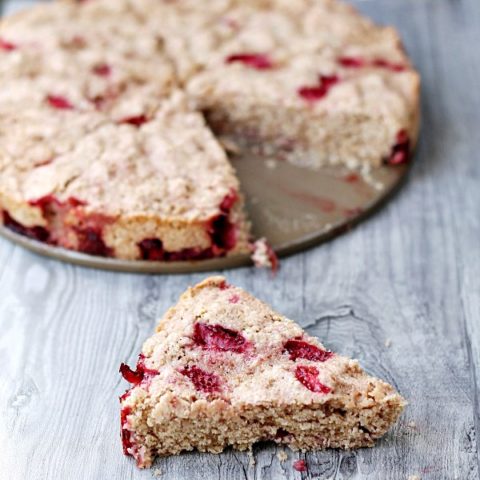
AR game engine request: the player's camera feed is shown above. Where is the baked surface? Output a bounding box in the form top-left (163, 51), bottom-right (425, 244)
top-left (0, 0), bottom-right (420, 259)
top-left (157, 0), bottom-right (420, 168)
top-left (0, 0), bottom-right (250, 259)
top-left (119, 276), bottom-right (405, 468)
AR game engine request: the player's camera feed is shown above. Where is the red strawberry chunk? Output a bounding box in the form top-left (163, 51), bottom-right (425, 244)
top-left (193, 322), bottom-right (249, 353)
top-left (344, 173), bottom-right (359, 183)
top-left (138, 238), bottom-right (222, 262)
top-left (75, 227), bottom-right (112, 256)
top-left (267, 242), bottom-right (279, 274)
top-left (120, 355), bottom-right (159, 385)
top-left (2, 211), bottom-right (50, 242)
top-left (119, 364), bottom-right (144, 385)
top-left (284, 339), bottom-right (333, 362)
top-left (208, 214), bottom-right (237, 251)
top-left (92, 63), bottom-right (111, 76)
top-left (120, 406), bottom-right (133, 456)
top-left (298, 75), bottom-right (339, 103)
top-left (295, 365), bottom-right (332, 394)
top-left (180, 365), bottom-right (222, 393)
top-left (372, 59), bottom-right (406, 72)
top-left (339, 56), bottom-right (366, 68)
top-left (339, 56), bottom-right (406, 72)
top-left (0, 38), bottom-right (17, 51)
top-left (219, 189), bottom-right (238, 212)
top-left (46, 95), bottom-right (74, 110)
top-left (293, 460), bottom-right (308, 472)
top-left (319, 74), bottom-right (340, 88)
top-left (229, 294), bottom-right (240, 304)
top-left (386, 129), bottom-right (411, 165)
top-left (119, 115), bottom-right (149, 127)
top-left (226, 53), bottom-right (273, 70)
top-left (138, 238), bottom-right (164, 261)
top-left (218, 280), bottom-right (230, 290)
top-left (298, 85), bottom-right (329, 102)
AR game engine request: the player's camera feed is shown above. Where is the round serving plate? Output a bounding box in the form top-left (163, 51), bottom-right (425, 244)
top-left (0, 154), bottom-right (409, 273)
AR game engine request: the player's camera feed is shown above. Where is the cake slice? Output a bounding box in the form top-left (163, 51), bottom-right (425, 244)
top-left (119, 276), bottom-right (405, 468)
top-left (0, 1), bottom-right (250, 260)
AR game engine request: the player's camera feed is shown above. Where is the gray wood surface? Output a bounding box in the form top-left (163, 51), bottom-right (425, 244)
top-left (1, 0), bottom-right (479, 478)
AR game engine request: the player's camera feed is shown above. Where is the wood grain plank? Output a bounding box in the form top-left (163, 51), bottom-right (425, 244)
top-left (0, 0), bottom-right (479, 479)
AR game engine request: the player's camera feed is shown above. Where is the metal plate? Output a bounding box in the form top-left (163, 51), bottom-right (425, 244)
top-left (0, 155), bottom-right (409, 273)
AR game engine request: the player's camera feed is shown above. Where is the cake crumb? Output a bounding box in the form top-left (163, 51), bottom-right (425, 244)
top-left (265, 159), bottom-right (278, 170)
top-left (247, 449), bottom-right (255, 467)
top-left (407, 475), bottom-right (420, 480)
top-left (384, 338), bottom-right (392, 348)
top-left (277, 450), bottom-right (288, 462)
top-left (153, 468), bottom-right (163, 477)
top-left (251, 238), bottom-right (279, 273)
top-left (408, 421), bottom-right (417, 429)
top-left (360, 164), bottom-right (385, 191)
top-left (219, 136), bottom-right (241, 155)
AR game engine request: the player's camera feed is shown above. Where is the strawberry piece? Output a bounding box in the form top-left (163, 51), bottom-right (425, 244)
top-left (0, 38), bottom-right (17, 51)
top-left (372, 59), bottom-right (406, 72)
top-left (119, 115), bottom-right (149, 127)
top-left (219, 189), bottom-right (238, 212)
top-left (226, 53), bottom-right (273, 70)
top-left (2, 211), bottom-right (50, 242)
top-left (138, 238), bottom-right (220, 261)
top-left (339, 56), bottom-right (366, 68)
top-left (229, 294), bottom-right (240, 304)
top-left (120, 355), bottom-right (159, 385)
top-left (298, 75), bottom-right (339, 103)
top-left (344, 173), bottom-right (359, 183)
top-left (293, 460), bottom-right (308, 472)
top-left (298, 85), bottom-right (329, 102)
top-left (138, 239), bottom-right (165, 261)
top-left (46, 95), bottom-right (74, 110)
top-left (208, 214), bottom-right (237, 251)
top-left (75, 227), bottom-right (112, 256)
top-left (120, 364), bottom-right (144, 385)
top-left (295, 365), bottom-right (332, 394)
top-left (284, 339), bottom-right (333, 362)
top-left (193, 322), bottom-right (249, 353)
top-left (180, 365), bottom-right (222, 393)
top-left (386, 129), bottom-right (411, 165)
top-left (120, 406), bottom-right (133, 456)
top-left (92, 63), bottom-right (111, 76)
top-left (340, 56), bottom-right (406, 72)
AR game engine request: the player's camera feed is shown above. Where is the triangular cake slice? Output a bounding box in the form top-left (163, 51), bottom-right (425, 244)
top-left (119, 276), bottom-right (405, 468)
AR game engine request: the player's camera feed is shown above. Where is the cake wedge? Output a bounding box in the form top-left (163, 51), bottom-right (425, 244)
top-left (119, 276), bottom-right (405, 468)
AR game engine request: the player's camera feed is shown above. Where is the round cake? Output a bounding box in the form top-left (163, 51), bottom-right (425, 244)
top-left (0, 0), bottom-right (420, 261)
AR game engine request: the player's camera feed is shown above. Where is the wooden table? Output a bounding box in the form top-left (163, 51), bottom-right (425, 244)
top-left (1, 0), bottom-right (479, 478)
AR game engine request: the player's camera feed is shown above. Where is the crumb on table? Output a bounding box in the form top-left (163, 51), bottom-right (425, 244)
top-left (277, 450), bottom-right (288, 462)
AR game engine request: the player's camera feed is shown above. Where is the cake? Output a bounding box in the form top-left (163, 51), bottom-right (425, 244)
top-left (119, 276), bottom-right (405, 468)
top-left (0, 1), bottom-right (250, 260)
top-left (156, 0), bottom-right (420, 169)
top-left (0, 0), bottom-right (420, 260)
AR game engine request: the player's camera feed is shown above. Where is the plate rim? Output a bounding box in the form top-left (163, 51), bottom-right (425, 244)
top-left (0, 161), bottom-right (411, 274)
